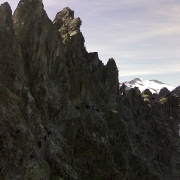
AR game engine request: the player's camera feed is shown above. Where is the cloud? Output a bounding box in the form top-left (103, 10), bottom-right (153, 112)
top-left (43, 0), bottom-right (57, 6)
top-left (76, 0), bottom-right (180, 84)
top-left (1, 0), bottom-right (180, 85)
top-left (119, 65), bottom-right (180, 77)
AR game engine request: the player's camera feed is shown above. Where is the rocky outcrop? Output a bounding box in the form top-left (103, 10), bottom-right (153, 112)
top-left (0, 2), bottom-right (23, 93)
top-left (118, 90), bottom-right (180, 179)
top-left (0, 1), bottom-right (180, 180)
top-left (159, 87), bottom-right (170, 98)
top-left (171, 86), bottom-right (180, 97)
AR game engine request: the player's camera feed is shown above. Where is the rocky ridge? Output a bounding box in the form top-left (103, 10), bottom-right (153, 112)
top-left (0, 1), bottom-right (180, 180)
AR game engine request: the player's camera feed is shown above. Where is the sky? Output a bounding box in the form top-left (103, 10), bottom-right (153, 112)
top-left (1, 0), bottom-right (180, 86)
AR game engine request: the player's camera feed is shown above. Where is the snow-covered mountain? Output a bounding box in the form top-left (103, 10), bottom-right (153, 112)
top-left (120, 78), bottom-right (175, 94)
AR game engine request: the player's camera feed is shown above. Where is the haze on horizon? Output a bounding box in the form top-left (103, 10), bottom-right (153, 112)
top-left (1, 0), bottom-right (180, 87)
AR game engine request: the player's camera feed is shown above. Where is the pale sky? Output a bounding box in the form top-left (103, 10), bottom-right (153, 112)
top-left (1, 0), bottom-right (180, 86)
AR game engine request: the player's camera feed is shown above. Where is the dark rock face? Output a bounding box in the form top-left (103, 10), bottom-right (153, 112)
top-left (118, 90), bottom-right (180, 179)
top-left (171, 86), bottom-right (180, 97)
top-left (159, 87), bottom-right (170, 98)
top-left (0, 1), bottom-right (180, 180)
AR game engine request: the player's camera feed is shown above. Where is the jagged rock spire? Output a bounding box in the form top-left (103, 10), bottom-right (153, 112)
top-left (53, 7), bottom-right (82, 43)
top-left (0, 2), bottom-right (23, 92)
top-left (13, 0), bottom-right (45, 27)
top-left (0, 2), bottom-right (14, 33)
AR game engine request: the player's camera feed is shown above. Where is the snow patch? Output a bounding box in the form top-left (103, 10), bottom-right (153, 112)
top-left (120, 78), bottom-right (175, 94)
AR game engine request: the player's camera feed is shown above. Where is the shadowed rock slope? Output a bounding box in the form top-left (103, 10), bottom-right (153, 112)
top-left (0, 1), bottom-right (180, 179)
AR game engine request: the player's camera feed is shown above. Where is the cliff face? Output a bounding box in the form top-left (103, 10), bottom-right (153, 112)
top-left (0, 1), bottom-right (179, 180)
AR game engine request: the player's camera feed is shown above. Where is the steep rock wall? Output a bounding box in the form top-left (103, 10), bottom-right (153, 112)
top-left (0, 1), bottom-right (179, 180)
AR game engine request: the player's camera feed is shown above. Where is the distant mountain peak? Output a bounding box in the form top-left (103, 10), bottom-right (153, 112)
top-left (120, 78), bottom-right (175, 94)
